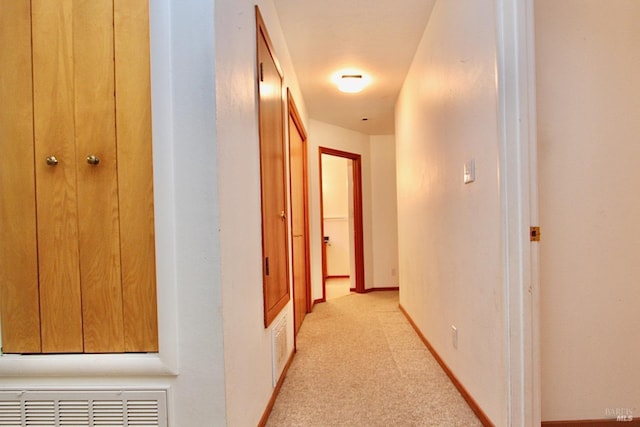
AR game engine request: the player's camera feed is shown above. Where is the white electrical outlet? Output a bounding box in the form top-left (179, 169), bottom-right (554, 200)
top-left (452, 325), bottom-right (458, 349)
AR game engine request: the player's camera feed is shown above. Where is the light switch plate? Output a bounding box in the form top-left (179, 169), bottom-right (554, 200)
top-left (464, 159), bottom-right (475, 184)
top-left (452, 325), bottom-right (458, 349)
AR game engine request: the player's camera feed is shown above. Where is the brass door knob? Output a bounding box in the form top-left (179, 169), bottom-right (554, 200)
top-left (86, 155), bottom-right (100, 165)
top-left (46, 156), bottom-right (59, 166)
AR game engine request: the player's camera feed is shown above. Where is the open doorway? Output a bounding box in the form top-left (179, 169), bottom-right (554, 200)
top-left (319, 147), bottom-right (365, 301)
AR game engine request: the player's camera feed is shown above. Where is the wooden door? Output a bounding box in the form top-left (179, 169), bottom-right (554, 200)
top-left (32, 0), bottom-right (85, 352)
top-left (0, 0), bottom-right (157, 354)
top-left (288, 91), bottom-right (310, 336)
top-left (256, 7), bottom-right (290, 327)
top-left (0, 0), bottom-right (42, 353)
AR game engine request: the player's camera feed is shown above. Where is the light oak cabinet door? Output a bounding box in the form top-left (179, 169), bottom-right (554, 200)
top-left (0, 0), bottom-right (157, 354)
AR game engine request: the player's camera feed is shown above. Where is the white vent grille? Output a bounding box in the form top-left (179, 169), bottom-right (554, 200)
top-left (59, 400), bottom-right (89, 425)
top-left (0, 391), bottom-right (166, 427)
top-left (271, 313), bottom-right (288, 387)
top-left (0, 400), bottom-right (21, 426)
top-left (24, 400), bottom-right (55, 426)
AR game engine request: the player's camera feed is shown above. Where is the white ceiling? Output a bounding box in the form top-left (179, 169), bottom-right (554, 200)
top-left (272, 0), bottom-right (436, 135)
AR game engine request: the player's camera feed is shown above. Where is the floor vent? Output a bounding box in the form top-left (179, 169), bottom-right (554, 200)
top-left (271, 313), bottom-right (288, 387)
top-left (0, 390), bottom-right (167, 427)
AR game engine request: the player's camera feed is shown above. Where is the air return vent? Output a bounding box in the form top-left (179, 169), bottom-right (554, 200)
top-left (271, 313), bottom-right (288, 387)
top-left (0, 390), bottom-right (167, 427)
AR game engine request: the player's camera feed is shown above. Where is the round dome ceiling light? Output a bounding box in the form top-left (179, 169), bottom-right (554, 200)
top-left (337, 74), bottom-right (370, 93)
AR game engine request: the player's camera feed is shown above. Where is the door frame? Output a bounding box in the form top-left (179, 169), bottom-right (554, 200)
top-left (318, 147), bottom-right (365, 299)
top-left (287, 89), bottom-right (312, 336)
top-left (495, 0), bottom-right (540, 424)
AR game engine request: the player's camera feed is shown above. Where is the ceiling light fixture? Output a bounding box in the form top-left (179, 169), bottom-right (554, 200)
top-left (331, 69), bottom-right (372, 93)
top-left (334, 70), bottom-right (372, 94)
top-left (338, 75), bottom-right (365, 93)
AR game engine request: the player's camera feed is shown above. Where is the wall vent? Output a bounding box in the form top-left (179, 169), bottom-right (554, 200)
top-left (0, 390), bottom-right (167, 427)
top-left (271, 313), bottom-right (288, 387)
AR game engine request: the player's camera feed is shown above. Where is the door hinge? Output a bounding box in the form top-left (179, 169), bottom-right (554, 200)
top-left (530, 226), bottom-right (541, 242)
top-left (265, 256), bottom-right (270, 276)
top-left (259, 62), bottom-right (264, 82)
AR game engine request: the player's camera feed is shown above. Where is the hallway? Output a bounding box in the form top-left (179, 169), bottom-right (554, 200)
top-left (266, 292), bottom-right (482, 426)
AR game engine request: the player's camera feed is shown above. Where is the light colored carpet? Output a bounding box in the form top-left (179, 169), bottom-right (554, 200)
top-left (325, 278), bottom-right (352, 300)
top-left (266, 291), bottom-right (483, 427)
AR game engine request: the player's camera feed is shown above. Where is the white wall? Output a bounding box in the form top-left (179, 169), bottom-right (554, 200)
top-left (370, 135), bottom-right (399, 287)
top-left (322, 155), bottom-right (351, 276)
top-left (395, 0), bottom-right (505, 424)
top-left (165, 0), bottom-right (227, 422)
top-left (308, 120), bottom-right (398, 300)
top-left (323, 219), bottom-right (351, 276)
top-left (536, 0), bottom-right (640, 421)
top-left (308, 120), bottom-right (373, 300)
top-left (322, 155), bottom-right (350, 218)
top-left (215, 0), bottom-right (308, 425)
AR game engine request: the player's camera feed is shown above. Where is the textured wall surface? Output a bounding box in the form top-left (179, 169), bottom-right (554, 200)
top-left (395, 0), bottom-right (505, 424)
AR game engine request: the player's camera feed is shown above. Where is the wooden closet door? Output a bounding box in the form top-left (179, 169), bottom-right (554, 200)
top-left (73, 0), bottom-right (124, 353)
top-left (0, 0), bottom-right (42, 353)
top-left (289, 113), bottom-right (310, 336)
top-left (32, 0), bottom-right (84, 353)
top-left (257, 9), bottom-right (290, 327)
top-left (115, 0), bottom-right (158, 352)
top-left (0, 0), bottom-right (157, 354)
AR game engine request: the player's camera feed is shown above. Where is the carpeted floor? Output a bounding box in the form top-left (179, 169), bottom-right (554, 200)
top-left (266, 291), bottom-right (482, 427)
top-left (325, 277), bottom-right (352, 300)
